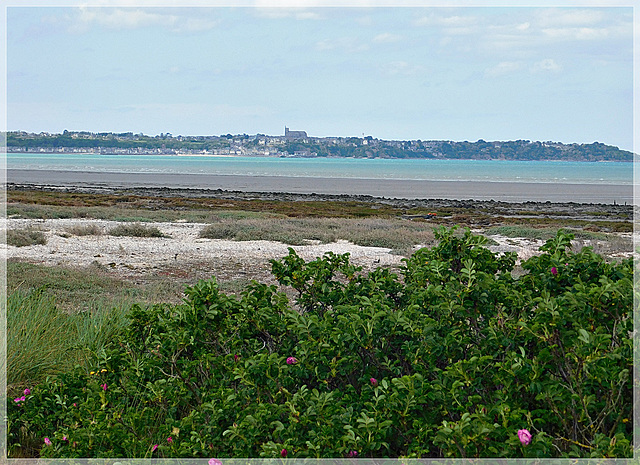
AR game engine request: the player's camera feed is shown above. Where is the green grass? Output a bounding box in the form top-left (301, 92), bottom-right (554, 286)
top-left (7, 202), bottom-right (283, 224)
top-left (7, 260), bottom-right (188, 394)
top-left (7, 288), bottom-right (135, 393)
top-left (7, 260), bottom-right (185, 312)
top-left (483, 226), bottom-right (562, 241)
top-left (7, 289), bottom-right (76, 390)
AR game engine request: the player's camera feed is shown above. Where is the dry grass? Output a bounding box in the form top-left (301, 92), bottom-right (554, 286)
top-left (108, 223), bottom-right (168, 238)
top-left (199, 217), bottom-right (436, 255)
top-left (64, 223), bottom-right (103, 236)
top-left (6, 227), bottom-right (47, 247)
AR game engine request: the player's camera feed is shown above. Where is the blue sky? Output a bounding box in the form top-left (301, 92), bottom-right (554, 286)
top-left (5, 2), bottom-right (635, 151)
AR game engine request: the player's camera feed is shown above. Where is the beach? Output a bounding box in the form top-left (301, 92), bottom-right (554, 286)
top-left (7, 168), bottom-right (635, 204)
top-left (5, 180), bottom-right (635, 288)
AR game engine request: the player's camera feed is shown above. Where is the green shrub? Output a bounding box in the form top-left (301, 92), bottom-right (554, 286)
top-left (108, 223), bottom-right (167, 238)
top-left (8, 227), bottom-right (632, 459)
top-left (6, 227), bottom-right (47, 247)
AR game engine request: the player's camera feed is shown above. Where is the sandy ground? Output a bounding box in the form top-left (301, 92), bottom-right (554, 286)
top-left (6, 218), bottom-right (628, 287)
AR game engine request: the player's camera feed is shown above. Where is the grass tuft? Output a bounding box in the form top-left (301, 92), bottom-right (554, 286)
top-left (7, 289), bottom-right (76, 388)
top-left (6, 227), bottom-right (47, 247)
top-left (65, 223), bottom-right (103, 236)
top-left (108, 223), bottom-right (168, 238)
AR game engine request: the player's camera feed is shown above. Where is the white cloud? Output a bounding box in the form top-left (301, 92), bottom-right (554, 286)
top-left (541, 26), bottom-right (610, 41)
top-left (252, 0), bottom-right (378, 6)
top-left (484, 61), bottom-right (524, 77)
top-left (68, 7), bottom-right (218, 33)
top-left (485, 58), bottom-right (562, 77)
top-left (413, 12), bottom-right (478, 28)
top-left (535, 8), bottom-right (605, 28)
top-left (253, 7), bottom-right (324, 20)
top-left (315, 37), bottom-right (368, 53)
top-left (372, 32), bottom-right (402, 44)
top-left (531, 58), bottom-right (561, 73)
top-left (379, 60), bottom-right (425, 77)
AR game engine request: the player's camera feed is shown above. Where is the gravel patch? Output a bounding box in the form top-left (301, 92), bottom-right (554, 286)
top-left (2, 218), bottom-right (403, 283)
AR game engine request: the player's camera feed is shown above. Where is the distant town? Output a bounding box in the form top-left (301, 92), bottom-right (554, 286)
top-left (6, 128), bottom-right (633, 162)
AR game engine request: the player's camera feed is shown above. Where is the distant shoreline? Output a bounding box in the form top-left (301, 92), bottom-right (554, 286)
top-left (6, 149), bottom-right (634, 162)
top-left (7, 168), bottom-right (635, 205)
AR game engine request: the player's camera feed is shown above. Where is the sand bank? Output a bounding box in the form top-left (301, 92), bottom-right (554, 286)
top-left (7, 169), bottom-right (634, 204)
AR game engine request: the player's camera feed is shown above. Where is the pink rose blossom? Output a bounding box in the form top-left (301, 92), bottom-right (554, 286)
top-left (44, 437), bottom-right (52, 446)
top-left (23, 388), bottom-right (31, 395)
top-left (286, 357), bottom-right (297, 365)
top-left (348, 450), bottom-right (358, 457)
top-left (370, 378), bottom-right (378, 386)
top-left (281, 448), bottom-right (288, 457)
top-left (234, 354), bottom-right (240, 362)
top-left (551, 267), bottom-right (558, 276)
top-left (101, 383), bottom-right (108, 391)
top-left (62, 436), bottom-right (68, 441)
top-left (517, 429), bottom-right (532, 445)
top-left (167, 436), bottom-right (173, 443)
top-left (13, 396), bottom-right (25, 403)
top-left (152, 444), bottom-right (158, 452)
top-left (208, 459), bottom-right (223, 465)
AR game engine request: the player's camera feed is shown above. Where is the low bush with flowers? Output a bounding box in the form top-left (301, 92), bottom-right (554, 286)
top-left (8, 227), bottom-right (632, 458)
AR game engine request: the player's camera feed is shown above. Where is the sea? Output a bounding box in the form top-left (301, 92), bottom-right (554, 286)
top-left (5, 152), bottom-right (634, 185)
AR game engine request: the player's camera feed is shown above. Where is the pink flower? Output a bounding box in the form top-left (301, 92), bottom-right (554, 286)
top-left (73, 403), bottom-right (77, 407)
top-left (44, 437), bottom-right (52, 446)
top-left (13, 396), bottom-right (25, 403)
top-left (551, 267), bottom-right (558, 276)
top-left (152, 444), bottom-right (158, 452)
top-left (518, 429), bottom-right (532, 445)
top-left (370, 378), bottom-right (378, 386)
top-left (348, 450), bottom-right (358, 457)
top-left (281, 448), bottom-right (288, 457)
top-left (101, 383), bottom-right (108, 391)
top-left (167, 436), bottom-right (173, 443)
top-left (208, 459), bottom-right (223, 465)
top-left (286, 357), bottom-right (297, 365)
top-left (23, 388), bottom-right (31, 395)
top-left (62, 436), bottom-right (68, 441)
top-left (234, 354), bottom-right (240, 362)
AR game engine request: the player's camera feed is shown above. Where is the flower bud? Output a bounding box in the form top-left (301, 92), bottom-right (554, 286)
top-left (517, 429), bottom-right (532, 445)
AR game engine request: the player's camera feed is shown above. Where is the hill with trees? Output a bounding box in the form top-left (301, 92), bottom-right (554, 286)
top-left (6, 131), bottom-right (633, 162)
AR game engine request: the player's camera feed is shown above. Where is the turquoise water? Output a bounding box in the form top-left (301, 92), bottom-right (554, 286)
top-left (6, 152), bottom-right (633, 185)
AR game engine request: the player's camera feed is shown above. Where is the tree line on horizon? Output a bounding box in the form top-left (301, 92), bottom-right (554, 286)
top-left (6, 131), bottom-right (633, 162)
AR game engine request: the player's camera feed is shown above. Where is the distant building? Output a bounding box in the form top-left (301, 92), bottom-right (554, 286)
top-left (284, 127), bottom-right (307, 139)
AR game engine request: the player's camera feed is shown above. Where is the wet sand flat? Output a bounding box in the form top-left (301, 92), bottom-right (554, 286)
top-left (7, 169), bottom-right (635, 204)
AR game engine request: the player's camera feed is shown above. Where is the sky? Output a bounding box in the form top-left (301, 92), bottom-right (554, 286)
top-left (4, 1), bottom-right (636, 151)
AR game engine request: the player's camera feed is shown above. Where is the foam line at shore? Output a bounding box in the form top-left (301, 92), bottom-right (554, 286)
top-left (7, 169), bottom-right (635, 205)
